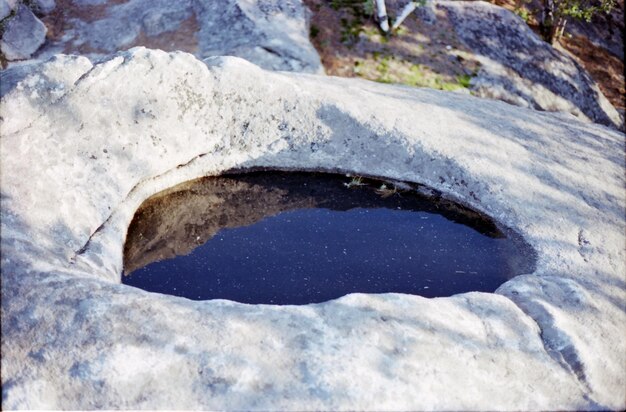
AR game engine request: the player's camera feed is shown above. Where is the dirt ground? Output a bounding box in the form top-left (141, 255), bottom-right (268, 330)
top-left (39, 0), bottom-right (200, 55)
top-left (560, 34), bottom-right (625, 111)
top-left (304, 0), bottom-right (479, 92)
top-left (304, 0), bottom-right (625, 111)
top-left (4, 0), bottom-right (623, 111)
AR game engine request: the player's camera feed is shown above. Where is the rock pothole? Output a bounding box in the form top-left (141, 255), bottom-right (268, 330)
top-left (123, 171), bottom-right (536, 304)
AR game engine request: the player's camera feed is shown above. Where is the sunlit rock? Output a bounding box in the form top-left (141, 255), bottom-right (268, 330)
top-left (1, 48), bottom-right (624, 410)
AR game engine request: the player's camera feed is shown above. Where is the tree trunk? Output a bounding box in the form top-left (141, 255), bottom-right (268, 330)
top-left (392, 2), bottom-right (418, 31)
top-left (555, 17), bottom-right (567, 41)
top-left (540, 0), bottom-right (558, 43)
top-left (375, 0), bottom-right (390, 33)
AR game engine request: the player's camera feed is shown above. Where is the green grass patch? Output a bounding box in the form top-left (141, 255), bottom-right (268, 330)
top-left (310, 25), bottom-right (320, 39)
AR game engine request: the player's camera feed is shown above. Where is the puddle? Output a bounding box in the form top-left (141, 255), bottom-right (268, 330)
top-left (123, 171), bottom-right (535, 304)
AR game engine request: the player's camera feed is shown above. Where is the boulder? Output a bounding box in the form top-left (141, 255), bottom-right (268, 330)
top-left (0, 4), bottom-right (47, 60)
top-left (31, 0), bottom-right (57, 15)
top-left (435, 0), bottom-right (623, 130)
top-left (33, 0), bottom-right (323, 73)
top-left (0, 0), bottom-right (12, 20)
top-left (1, 48), bottom-right (624, 410)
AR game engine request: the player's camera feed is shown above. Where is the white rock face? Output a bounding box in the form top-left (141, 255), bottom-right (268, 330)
top-left (1, 48), bottom-right (624, 410)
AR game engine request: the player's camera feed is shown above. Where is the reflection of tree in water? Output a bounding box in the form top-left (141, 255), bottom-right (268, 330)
top-left (123, 171), bottom-right (513, 275)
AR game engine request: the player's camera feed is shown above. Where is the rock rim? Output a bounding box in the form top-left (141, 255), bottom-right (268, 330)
top-left (1, 48), bottom-right (624, 410)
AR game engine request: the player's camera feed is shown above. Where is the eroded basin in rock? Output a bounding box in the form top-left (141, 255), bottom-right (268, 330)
top-left (123, 171), bottom-right (536, 304)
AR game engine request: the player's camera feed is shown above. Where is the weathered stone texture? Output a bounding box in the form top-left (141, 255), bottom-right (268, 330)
top-left (0, 4), bottom-right (47, 60)
top-left (33, 0), bottom-right (323, 73)
top-left (436, 0), bottom-right (623, 130)
top-left (1, 49), bottom-right (624, 410)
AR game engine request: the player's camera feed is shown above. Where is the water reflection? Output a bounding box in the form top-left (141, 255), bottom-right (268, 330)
top-left (123, 171), bottom-right (535, 304)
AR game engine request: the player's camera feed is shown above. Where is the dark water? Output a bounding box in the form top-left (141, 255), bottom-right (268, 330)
top-left (123, 172), bottom-right (535, 304)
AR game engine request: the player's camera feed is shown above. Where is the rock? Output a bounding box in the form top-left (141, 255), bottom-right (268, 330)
top-left (0, 4), bottom-right (47, 61)
top-left (1, 48), bottom-right (624, 410)
top-left (413, 0), bottom-right (437, 24)
top-left (436, 1), bottom-right (623, 130)
top-left (72, 0), bottom-right (107, 5)
top-left (563, 0), bottom-right (624, 60)
top-left (33, 0), bottom-right (323, 73)
top-left (31, 0), bottom-right (57, 15)
top-left (0, 0), bottom-right (12, 20)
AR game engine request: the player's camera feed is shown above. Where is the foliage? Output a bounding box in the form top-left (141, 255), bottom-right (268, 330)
top-left (514, 7), bottom-right (531, 23)
top-left (375, 183), bottom-right (398, 198)
top-left (340, 17), bottom-right (364, 44)
top-left (344, 175), bottom-right (365, 188)
top-left (310, 24), bottom-right (320, 39)
top-left (561, 0), bottom-right (615, 21)
top-left (456, 74), bottom-right (472, 89)
top-left (357, 53), bottom-right (474, 91)
top-left (362, 0), bottom-right (376, 17)
top-left (326, 1), bottom-right (476, 93)
top-left (331, 0), bottom-right (375, 17)
top-left (343, 176), bottom-right (403, 198)
top-left (332, 0), bottom-right (428, 44)
top-left (539, 0), bottom-right (616, 43)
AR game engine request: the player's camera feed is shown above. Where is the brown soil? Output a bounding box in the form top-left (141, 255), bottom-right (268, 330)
top-left (303, 0), bottom-right (480, 91)
top-left (39, 0), bottom-right (199, 56)
top-left (11, 0), bottom-right (624, 110)
top-left (304, 0), bottom-right (625, 110)
top-left (130, 13), bottom-right (199, 54)
top-left (41, 0), bottom-right (132, 55)
top-left (560, 35), bottom-right (625, 110)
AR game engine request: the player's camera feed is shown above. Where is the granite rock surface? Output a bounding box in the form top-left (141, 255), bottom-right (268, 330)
top-left (31, 0), bottom-right (56, 15)
top-left (0, 4), bottom-right (47, 60)
top-left (435, 0), bottom-right (623, 130)
top-left (29, 0), bottom-right (323, 73)
top-left (3, 0), bottom-right (620, 131)
top-left (1, 48), bottom-right (624, 410)
top-left (0, 0), bottom-right (12, 20)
